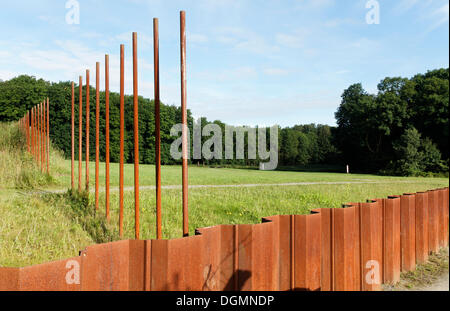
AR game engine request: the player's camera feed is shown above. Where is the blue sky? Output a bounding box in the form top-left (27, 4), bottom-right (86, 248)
top-left (0, 0), bottom-right (448, 127)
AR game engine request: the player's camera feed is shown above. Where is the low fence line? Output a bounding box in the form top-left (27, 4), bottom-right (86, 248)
top-left (0, 187), bottom-right (447, 291)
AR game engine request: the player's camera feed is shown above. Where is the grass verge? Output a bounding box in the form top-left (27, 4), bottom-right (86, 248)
top-left (383, 248), bottom-right (449, 291)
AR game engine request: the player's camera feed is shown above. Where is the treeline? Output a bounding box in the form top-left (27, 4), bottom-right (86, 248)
top-left (335, 68), bottom-right (449, 176)
top-left (1, 68), bottom-right (448, 176)
top-left (0, 75), bottom-right (335, 167)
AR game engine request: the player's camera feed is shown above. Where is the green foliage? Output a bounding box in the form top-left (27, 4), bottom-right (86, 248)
top-left (336, 68), bottom-right (449, 175)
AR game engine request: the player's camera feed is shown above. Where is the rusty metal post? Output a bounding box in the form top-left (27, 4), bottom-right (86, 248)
top-left (133, 32), bottom-right (140, 240)
top-left (33, 106), bottom-right (35, 159)
top-left (105, 54), bottom-right (110, 220)
top-left (71, 82), bottom-right (75, 189)
top-left (95, 63), bottom-right (100, 211)
top-left (38, 103), bottom-right (41, 170)
top-left (41, 102), bottom-right (44, 172)
top-left (35, 106), bottom-right (38, 161)
top-left (26, 111), bottom-right (30, 153)
top-left (119, 45), bottom-right (125, 237)
top-left (180, 11), bottom-right (189, 237)
top-left (31, 107), bottom-right (34, 158)
top-left (154, 18), bottom-right (162, 240)
top-left (46, 98), bottom-right (49, 173)
top-left (42, 102), bottom-right (46, 173)
top-left (79, 76), bottom-right (83, 192)
top-left (86, 70), bottom-right (90, 191)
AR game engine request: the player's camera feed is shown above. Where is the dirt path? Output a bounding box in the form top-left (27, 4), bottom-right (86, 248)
top-left (415, 273), bottom-right (449, 291)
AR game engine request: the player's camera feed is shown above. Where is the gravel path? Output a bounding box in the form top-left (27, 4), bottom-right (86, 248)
top-left (40, 180), bottom-right (390, 194)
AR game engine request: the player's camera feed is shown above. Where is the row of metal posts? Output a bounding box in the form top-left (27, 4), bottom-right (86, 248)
top-left (18, 99), bottom-right (50, 174)
top-left (70, 11), bottom-right (189, 240)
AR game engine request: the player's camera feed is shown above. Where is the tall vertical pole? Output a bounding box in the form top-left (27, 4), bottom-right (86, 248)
top-left (42, 101), bottom-right (46, 173)
top-left (41, 102), bottom-right (44, 172)
top-left (71, 82), bottom-right (75, 190)
top-left (38, 103), bottom-right (41, 171)
top-left (85, 70), bottom-right (90, 192)
top-left (33, 106), bottom-right (36, 160)
top-left (180, 11), bottom-right (189, 237)
top-left (119, 44), bottom-right (125, 237)
top-left (95, 62), bottom-right (100, 211)
top-left (47, 98), bottom-right (49, 173)
top-left (154, 18), bottom-right (162, 240)
top-left (26, 111), bottom-right (30, 153)
top-left (133, 32), bottom-right (140, 240)
top-left (35, 106), bottom-right (38, 161)
top-left (31, 107), bottom-right (34, 159)
top-left (105, 55), bottom-right (110, 221)
top-left (79, 76), bottom-right (83, 192)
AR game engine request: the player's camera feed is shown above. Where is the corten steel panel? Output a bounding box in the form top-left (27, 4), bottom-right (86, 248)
top-left (263, 215), bottom-right (291, 291)
top-left (151, 235), bottom-right (204, 291)
top-left (251, 222), bottom-right (278, 291)
top-left (437, 189), bottom-right (446, 248)
top-left (0, 268), bottom-right (19, 291)
top-left (195, 225), bottom-right (222, 291)
top-left (333, 207), bottom-right (358, 291)
top-left (415, 192), bottom-right (429, 264)
top-left (293, 214), bottom-right (321, 291)
top-left (219, 225), bottom-right (237, 291)
top-left (312, 208), bottom-right (332, 291)
top-left (150, 239), bottom-right (169, 291)
top-left (360, 200), bottom-right (383, 291)
top-left (128, 240), bottom-right (146, 291)
top-left (400, 194), bottom-right (416, 272)
top-left (427, 190), bottom-right (439, 254)
top-left (351, 203), bottom-right (362, 291)
top-left (236, 224), bottom-right (253, 291)
top-left (19, 257), bottom-right (81, 291)
top-left (444, 188), bottom-right (449, 247)
top-left (80, 240), bottom-right (131, 291)
top-left (383, 197), bottom-right (401, 284)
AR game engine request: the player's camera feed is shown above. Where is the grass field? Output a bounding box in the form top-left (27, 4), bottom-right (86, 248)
top-left (0, 122), bottom-right (449, 267)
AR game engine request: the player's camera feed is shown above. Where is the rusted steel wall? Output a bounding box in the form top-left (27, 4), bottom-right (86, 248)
top-left (0, 187), bottom-right (448, 292)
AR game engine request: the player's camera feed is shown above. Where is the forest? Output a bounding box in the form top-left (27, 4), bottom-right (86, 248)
top-left (0, 68), bottom-right (448, 176)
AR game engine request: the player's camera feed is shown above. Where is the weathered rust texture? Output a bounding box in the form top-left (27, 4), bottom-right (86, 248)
top-left (154, 18), bottom-right (162, 240)
top-left (119, 46), bottom-right (125, 235)
top-left (80, 240), bottom-right (133, 291)
top-left (95, 63), bottom-right (100, 211)
top-left (427, 190), bottom-right (439, 253)
top-left (437, 188), bottom-right (446, 248)
top-left (85, 70), bottom-right (90, 191)
top-left (333, 206), bottom-right (358, 291)
top-left (415, 192), bottom-right (429, 264)
top-left (0, 268), bottom-right (19, 291)
top-left (132, 33), bottom-right (139, 239)
top-left (180, 11), bottom-right (189, 237)
top-left (19, 257), bottom-right (81, 291)
top-left (71, 82), bottom-right (75, 189)
top-left (443, 188), bottom-right (449, 247)
top-left (383, 196), bottom-right (401, 284)
top-left (400, 193), bottom-right (416, 272)
top-left (78, 76), bottom-right (83, 192)
top-left (293, 214), bottom-right (321, 291)
top-left (105, 55), bottom-right (110, 219)
top-left (360, 200), bottom-right (383, 291)
top-left (46, 98), bottom-right (49, 173)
